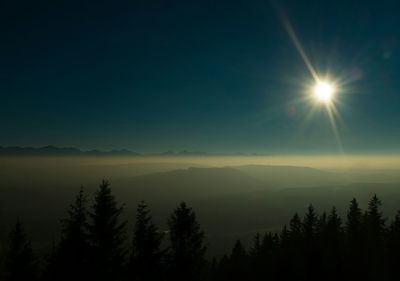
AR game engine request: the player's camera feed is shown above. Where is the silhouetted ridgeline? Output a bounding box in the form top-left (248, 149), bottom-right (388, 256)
top-left (0, 145), bottom-right (256, 156)
top-left (0, 181), bottom-right (400, 281)
top-left (0, 146), bottom-right (141, 156)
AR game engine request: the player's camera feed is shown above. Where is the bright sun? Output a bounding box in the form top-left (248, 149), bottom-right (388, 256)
top-left (313, 81), bottom-right (336, 103)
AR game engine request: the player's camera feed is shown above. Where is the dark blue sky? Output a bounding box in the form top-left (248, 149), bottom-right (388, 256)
top-left (1, 0), bottom-right (400, 153)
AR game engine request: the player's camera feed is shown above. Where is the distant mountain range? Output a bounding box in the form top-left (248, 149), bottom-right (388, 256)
top-left (0, 146), bottom-right (224, 156)
top-left (0, 145), bottom-right (266, 156)
top-left (0, 145), bottom-right (142, 156)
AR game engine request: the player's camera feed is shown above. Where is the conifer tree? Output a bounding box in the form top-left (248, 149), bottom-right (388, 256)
top-left (289, 213), bottom-right (302, 241)
top-left (302, 205), bottom-right (320, 281)
top-left (248, 233), bottom-right (262, 280)
top-left (387, 210), bottom-right (400, 279)
top-left (48, 187), bottom-right (90, 281)
top-left (345, 198), bottom-right (363, 242)
top-left (303, 204), bottom-right (318, 239)
top-left (322, 207), bottom-right (344, 280)
top-left (364, 194), bottom-right (386, 241)
top-left (249, 233), bottom-right (261, 258)
top-left (167, 202), bottom-right (206, 281)
top-left (363, 195), bottom-right (387, 279)
top-left (277, 225), bottom-right (291, 279)
top-left (88, 180), bottom-right (127, 281)
top-left (317, 211), bottom-right (327, 234)
top-left (0, 211), bottom-right (4, 277)
top-left (280, 225), bottom-right (289, 246)
top-left (4, 220), bottom-right (36, 281)
top-left (226, 240), bottom-right (248, 281)
top-left (344, 198), bottom-right (365, 279)
top-left (287, 213), bottom-right (305, 279)
top-left (326, 207), bottom-right (342, 242)
top-left (261, 233), bottom-right (279, 278)
top-left (214, 255), bottom-right (229, 281)
top-left (128, 201), bottom-right (164, 281)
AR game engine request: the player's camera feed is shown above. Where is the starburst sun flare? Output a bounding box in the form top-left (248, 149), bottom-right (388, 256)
top-left (313, 80), bottom-right (336, 104)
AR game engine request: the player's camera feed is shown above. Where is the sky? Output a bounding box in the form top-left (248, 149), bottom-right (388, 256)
top-left (1, 0), bottom-right (400, 153)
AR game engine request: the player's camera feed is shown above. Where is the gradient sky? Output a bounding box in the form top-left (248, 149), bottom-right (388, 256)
top-left (1, 0), bottom-right (400, 153)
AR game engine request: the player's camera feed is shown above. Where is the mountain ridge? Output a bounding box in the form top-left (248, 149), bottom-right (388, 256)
top-left (0, 145), bottom-right (268, 156)
top-left (0, 145), bottom-right (141, 156)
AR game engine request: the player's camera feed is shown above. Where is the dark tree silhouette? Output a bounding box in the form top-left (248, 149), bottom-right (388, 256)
top-left (364, 194), bottom-right (386, 241)
top-left (303, 205), bottom-right (318, 239)
top-left (128, 200), bottom-right (165, 281)
top-left (344, 198), bottom-right (365, 279)
top-left (3, 184), bottom-right (400, 281)
top-left (280, 224), bottom-right (289, 245)
top-left (211, 195), bottom-right (400, 281)
top-left (225, 240), bottom-right (248, 281)
top-left (302, 204), bottom-right (321, 281)
top-left (248, 233), bottom-right (262, 280)
top-left (88, 180), bottom-right (127, 281)
top-left (363, 194), bottom-right (387, 280)
top-left (387, 210), bottom-right (400, 280)
top-left (320, 207), bottom-right (344, 280)
top-left (167, 202), bottom-right (206, 281)
top-left (4, 220), bottom-right (36, 281)
top-left (211, 255), bottom-right (229, 281)
top-left (346, 198), bottom-right (363, 239)
top-left (287, 212), bottom-right (305, 279)
top-left (277, 224), bottom-right (291, 280)
top-left (289, 212), bottom-right (302, 241)
top-left (317, 211), bottom-right (327, 233)
top-left (46, 187), bottom-right (90, 281)
top-left (250, 232), bottom-right (279, 279)
top-left (249, 233), bottom-right (261, 258)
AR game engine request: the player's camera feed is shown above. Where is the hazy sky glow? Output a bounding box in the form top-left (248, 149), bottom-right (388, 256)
top-left (3, 155), bottom-right (400, 172)
top-left (1, 0), bottom-right (400, 153)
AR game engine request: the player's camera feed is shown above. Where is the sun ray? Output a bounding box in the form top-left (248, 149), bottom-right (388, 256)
top-left (275, 7), bottom-right (347, 154)
top-left (278, 10), bottom-right (319, 82)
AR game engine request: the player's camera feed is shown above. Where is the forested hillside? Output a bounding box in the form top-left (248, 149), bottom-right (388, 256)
top-left (1, 180), bottom-right (400, 281)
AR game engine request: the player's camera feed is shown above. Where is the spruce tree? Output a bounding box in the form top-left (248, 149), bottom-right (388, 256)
top-left (363, 194), bottom-right (387, 279)
top-left (302, 205), bottom-right (320, 281)
top-left (303, 204), bottom-right (318, 239)
top-left (88, 180), bottom-right (127, 281)
top-left (0, 211), bottom-right (4, 278)
top-left (4, 220), bottom-right (36, 281)
top-left (364, 194), bottom-right (386, 241)
top-left (387, 210), bottom-right (400, 279)
top-left (213, 255), bottom-right (229, 281)
top-left (317, 211), bottom-right (327, 234)
top-left (322, 207), bottom-right (344, 280)
top-left (48, 187), bottom-right (90, 281)
top-left (128, 201), bottom-right (164, 281)
top-left (344, 198), bottom-right (364, 279)
top-left (248, 233), bottom-right (262, 280)
top-left (261, 233), bottom-right (279, 278)
top-left (280, 224), bottom-right (289, 243)
top-left (226, 240), bottom-right (248, 281)
top-left (278, 225), bottom-right (291, 279)
top-left (288, 212), bottom-right (305, 279)
top-left (326, 207), bottom-right (342, 243)
top-left (289, 213), bottom-right (302, 241)
top-left (249, 233), bottom-right (261, 258)
top-left (230, 240), bottom-right (246, 260)
top-left (345, 198), bottom-right (363, 242)
top-left (167, 202), bottom-right (206, 281)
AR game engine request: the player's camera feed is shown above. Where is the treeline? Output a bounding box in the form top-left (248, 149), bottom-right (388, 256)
top-left (0, 180), bottom-right (206, 281)
top-left (213, 196), bottom-right (400, 281)
top-left (1, 181), bottom-right (400, 281)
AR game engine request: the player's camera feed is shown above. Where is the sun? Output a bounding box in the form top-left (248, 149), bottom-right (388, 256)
top-left (313, 80), bottom-right (336, 104)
